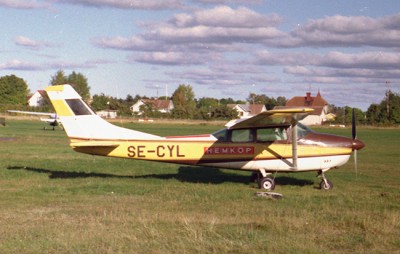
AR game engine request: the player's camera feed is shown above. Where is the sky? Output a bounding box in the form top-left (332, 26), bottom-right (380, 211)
top-left (0, 0), bottom-right (399, 110)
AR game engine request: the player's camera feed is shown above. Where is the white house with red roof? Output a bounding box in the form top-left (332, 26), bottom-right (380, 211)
top-left (274, 90), bottom-right (335, 125)
top-left (228, 104), bottom-right (267, 117)
top-left (130, 99), bottom-right (174, 115)
top-left (28, 90), bottom-right (46, 107)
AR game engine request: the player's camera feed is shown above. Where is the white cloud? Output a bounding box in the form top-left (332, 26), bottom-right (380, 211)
top-left (288, 14), bottom-right (400, 48)
top-left (132, 51), bottom-right (211, 65)
top-left (0, 58), bottom-right (111, 71)
top-left (170, 5), bottom-right (281, 28)
top-left (93, 6), bottom-right (285, 57)
top-left (0, 59), bottom-right (41, 70)
top-left (255, 50), bottom-right (400, 71)
top-left (55, 0), bottom-right (184, 10)
top-left (14, 36), bottom-right (54, 50)
top-left (0, 0), bottom-right (51, 9)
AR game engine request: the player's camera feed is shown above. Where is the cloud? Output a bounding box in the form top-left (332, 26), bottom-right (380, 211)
top-left (255, 50), bottom-right (400, 71)
top-left (286, 13), bottom-right (400, 48)
top-left (92, 6), bottom-right (285, 59)
top-left (14, 36), bottom-right (55, 50)
top-left (0, 0), bottom-right (51, 9)
top-left (170, 5), bottom-right (282, 28)
top-left (0, 59), bottom-right (42, 70)
top-left (195, 0), bottom-right (263, 4)
top-left (0, 58), bottom-right (112, 71)
top-left (54, 0), bottom-right (184, 10)
top-left (132, 51), bottom-right (214, 65)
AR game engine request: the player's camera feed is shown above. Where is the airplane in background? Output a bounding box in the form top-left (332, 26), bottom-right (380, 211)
top-left (7, 110), bottom-right (61, 130)
top-left (45, 85), bottom-right (365, 190)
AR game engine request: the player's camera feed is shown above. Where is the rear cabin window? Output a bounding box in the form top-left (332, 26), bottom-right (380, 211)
top-left (257, 127), bottom-right (287, 142)
top-left (65, 99), bottom-right (93, 115)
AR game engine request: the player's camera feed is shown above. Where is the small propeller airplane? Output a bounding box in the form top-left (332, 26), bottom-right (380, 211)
top-left (7, 110), bottom-right (60, 130)
top-left (45, 85), bottom-right (365, 190)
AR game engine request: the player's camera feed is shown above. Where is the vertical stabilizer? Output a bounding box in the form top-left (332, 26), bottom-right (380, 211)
top-left (45, 85), bottom-right (161, 141)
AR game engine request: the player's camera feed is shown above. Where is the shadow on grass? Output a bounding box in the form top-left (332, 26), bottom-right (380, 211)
top-left (7, 166), bottom-right (314, 187)
top-left (7, 166), bottom-right (135, 179)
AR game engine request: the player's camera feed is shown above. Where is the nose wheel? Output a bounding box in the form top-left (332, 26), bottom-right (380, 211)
top-left (317, 170), bottom-right (333, 190)
top-left (259, 177), bottom-right (275, 190)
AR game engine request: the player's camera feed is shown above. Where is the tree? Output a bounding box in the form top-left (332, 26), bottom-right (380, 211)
top-left (49, 70), bottom-right (91, 101)
top-left (0, 75), bottom-right (29, 105)
top-left (67, 71), bottom-right (91, 101)
top-left (171, 84), bottom-right (196, 119)
top-left (247, 93), bottom-right (287, 110)
top-left (91, 93), bottom-right (110, 111)
top-left (366, 90), bottom-right (400, 125)
top-left (50, 70), bottom-right (67, 86)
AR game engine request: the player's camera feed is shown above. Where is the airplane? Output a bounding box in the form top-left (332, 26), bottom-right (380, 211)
top-left (7, 110), bottom-right (61, 130)
top-left (45, 84), bottom-right (365, 190)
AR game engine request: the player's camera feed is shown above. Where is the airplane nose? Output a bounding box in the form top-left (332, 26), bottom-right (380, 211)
top-left (352, 139), bottom-right (365, 150)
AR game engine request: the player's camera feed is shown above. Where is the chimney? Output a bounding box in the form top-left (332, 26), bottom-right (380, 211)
top-left (305, 92), bottom-right (313, 106)
top-left (306, 92), bottom-right (312, 101)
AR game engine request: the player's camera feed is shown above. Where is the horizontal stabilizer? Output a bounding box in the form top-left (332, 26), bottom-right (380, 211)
top-left (71, 141), bottom-right (120, 148)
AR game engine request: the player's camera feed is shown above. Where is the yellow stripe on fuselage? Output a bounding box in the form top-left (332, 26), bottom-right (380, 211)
top-left (70, 139), bottom-right (352, 164)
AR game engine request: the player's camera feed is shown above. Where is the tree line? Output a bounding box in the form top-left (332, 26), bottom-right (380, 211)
top-left (1, 71), bottom-right (399, 125)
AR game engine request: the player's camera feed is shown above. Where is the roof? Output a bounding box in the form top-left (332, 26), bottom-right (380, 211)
top-left (142, 99), bottom-right (172, 110)
top-left (228, 104), bottom-right (265, 115)
top-left (286, 90), bottom-right (328, 107)
top-left (27, 90), bottom-right (46, 100)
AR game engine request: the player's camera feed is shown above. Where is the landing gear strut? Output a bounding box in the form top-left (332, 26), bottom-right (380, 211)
top-left (317, 170), bottom-right (333, 190)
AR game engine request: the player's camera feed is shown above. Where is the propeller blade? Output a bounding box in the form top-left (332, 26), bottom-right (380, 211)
top-left (352, 108), bottom-right (356, 139)
top-left (354, 149), bottom-right (358, 179)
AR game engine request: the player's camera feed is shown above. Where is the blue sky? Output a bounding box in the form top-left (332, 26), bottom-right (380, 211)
top-left (1, 0), bottom-right (399, 110)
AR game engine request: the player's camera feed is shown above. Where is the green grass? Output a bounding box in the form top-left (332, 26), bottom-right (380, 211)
top-left (1, 119), bottom-right (399, 253)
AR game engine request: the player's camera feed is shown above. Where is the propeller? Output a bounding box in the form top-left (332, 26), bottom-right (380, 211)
top-left (352, 108), bottom-right (358, 178)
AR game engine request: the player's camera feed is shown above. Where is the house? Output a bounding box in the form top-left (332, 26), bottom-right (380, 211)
top-left (274, 90), bottom-right (334, 125)
top-left (28, 90), bottom-right (46, 107)
top-left (130, 99), bottom-right (174, 115)
top-left (228, 104), bottom-right (267, 118)
top-left (96, 110), bottom-right (118, 119)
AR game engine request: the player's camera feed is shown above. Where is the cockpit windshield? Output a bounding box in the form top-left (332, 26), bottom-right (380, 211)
top-left (297, 122), bottom-right (314, 138)
top-left (212, 128), bottom-right (228, 142)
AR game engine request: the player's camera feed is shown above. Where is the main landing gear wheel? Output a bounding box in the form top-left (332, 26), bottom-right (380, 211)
top-left (320, 179), bottom-right (333, 190)
top-left (259, 177), bottom-right (275, 190)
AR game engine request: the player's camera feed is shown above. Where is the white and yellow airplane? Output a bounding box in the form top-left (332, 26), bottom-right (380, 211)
top-left (7, 110), bottom-right (60, 130)
top-left (45, 85), bottom-right (365, 190)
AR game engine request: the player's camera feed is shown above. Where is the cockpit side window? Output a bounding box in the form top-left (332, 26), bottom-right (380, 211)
top-left (231, 129), bottom-right (253, 143)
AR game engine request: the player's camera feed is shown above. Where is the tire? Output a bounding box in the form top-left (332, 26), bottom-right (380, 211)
top-left (259, 177), bottom-right (275, 190)
top-left (320, 179), bottom-right (333, 190)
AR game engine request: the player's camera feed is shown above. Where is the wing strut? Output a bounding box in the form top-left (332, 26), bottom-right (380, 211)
top-left (291, 120), bottom-right (298, 170)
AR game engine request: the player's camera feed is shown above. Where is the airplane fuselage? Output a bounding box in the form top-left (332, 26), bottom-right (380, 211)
top-left (70, 129), bottom-right (358, 173)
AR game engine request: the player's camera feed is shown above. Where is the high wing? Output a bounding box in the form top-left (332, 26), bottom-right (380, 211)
top-left (227, 108), bottom-right (314, 170)
top-left (7, 110), bottom-right (57, 119)
top-left (226, 108), bottom-right (314, 129)
top-left (8, 110), bottom-right (60, 129)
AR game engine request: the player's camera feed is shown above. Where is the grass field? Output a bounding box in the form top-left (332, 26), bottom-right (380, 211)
top-left (1, 119), bottom-right (399, 253)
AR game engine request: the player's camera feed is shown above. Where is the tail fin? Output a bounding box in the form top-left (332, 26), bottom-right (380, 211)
top-left (45, 85), bottom-right (161, 141)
